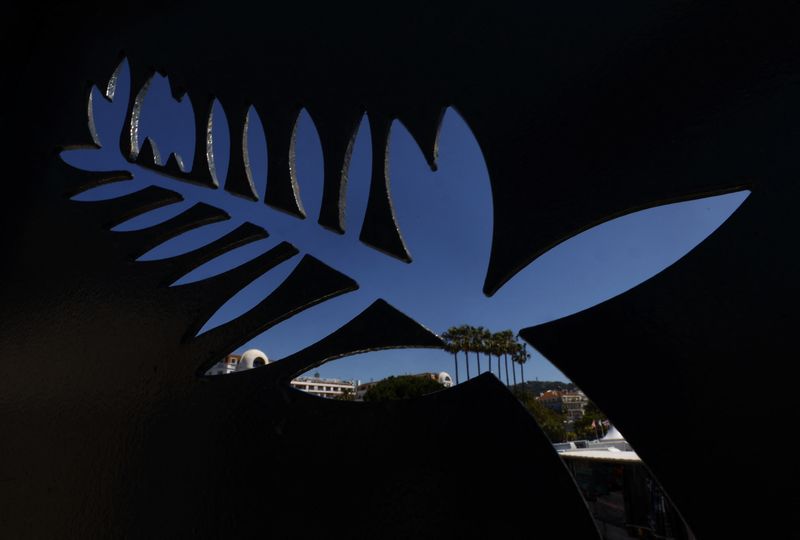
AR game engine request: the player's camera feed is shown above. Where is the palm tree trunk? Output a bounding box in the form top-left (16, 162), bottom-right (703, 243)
top-left (453, 352), bottom-right (459, 384)
top-left (465, 351), bottom-right (471, 380)
top-left (477, 352), bottom-right (481, 374)
top-left (488, 355), bottom-right (492, 374)
top-left (504, 354), bottom-right (510, 385)
top-left (512, 360), bottom-right (517, 387)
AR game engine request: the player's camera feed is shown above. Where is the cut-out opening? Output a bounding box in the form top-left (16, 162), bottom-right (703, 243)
top-left (511, 374), bottom-right (695, 540)
top-left (137, 73), bottom-right (195, 168)
top-left (206, 348), bottom-right (271, 375)
top-left (489, 190), bottom-right (751, 326)
top-left (293, 109), bottom-right (323, 221)
top-left (246, 106), bottom-right (267, 197)
top-left (110, 200), bottom-right (190, 232)
top-left (65, 57), bottom-right (750, 421)
top-left (137, 221), bottom-right (238, 262)
top-left (293, 371), bottom-right (452, 402)
top-left (210, 99), bottom-right (230, 187)
top-left (559, 449), bottom-right (695, 540)
top-left (69, 175), bottom-right (140, 201)
top-left (87, 90), bottom-right (101, 147)
top-left (103, 57), bottom-right (125, 101)
top-left (171, 237), bottom-right (272, 285)
top-left (341, 114), bottom-right (372, 234)
top-left (58, 56), bottom-right (749, 540)
top-left (210, 347), bottom-right (456, 402)
top-left (194, 250), bottom-right (300, 335)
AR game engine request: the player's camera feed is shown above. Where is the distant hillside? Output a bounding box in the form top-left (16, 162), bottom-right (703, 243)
top-left (513, 380), bottom-right (577, 396)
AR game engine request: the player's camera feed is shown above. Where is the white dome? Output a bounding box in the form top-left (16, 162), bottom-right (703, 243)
top-left (236, 349), bottom-right (269, 371)
top-left (438, 372), bottom-right (453, 387)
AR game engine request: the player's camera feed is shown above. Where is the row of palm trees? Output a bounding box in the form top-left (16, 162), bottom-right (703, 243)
top-left (441, 325), bottom-right (531, 386)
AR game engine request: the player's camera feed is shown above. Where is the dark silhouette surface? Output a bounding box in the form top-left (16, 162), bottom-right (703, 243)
top-left (2, 1), bottom-right (798, 538)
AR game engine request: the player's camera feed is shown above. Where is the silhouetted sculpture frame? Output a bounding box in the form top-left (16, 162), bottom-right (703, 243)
top-left (2, 2), bottom-right (797, 538)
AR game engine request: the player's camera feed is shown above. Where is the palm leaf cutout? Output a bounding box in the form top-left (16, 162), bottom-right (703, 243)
top-left (60, 57), bottom-right (749, 381)
top-left (60, 57), bottom-right (447, 376)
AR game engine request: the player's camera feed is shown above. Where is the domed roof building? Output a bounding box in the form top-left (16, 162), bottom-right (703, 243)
top-left (235, 349), bottom-right (269, 371)
top-left (205, 349), bottom-right (270, 376)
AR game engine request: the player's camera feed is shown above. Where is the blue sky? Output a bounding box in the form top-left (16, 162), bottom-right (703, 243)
top-left (63, 60), bottom-right (749, 384)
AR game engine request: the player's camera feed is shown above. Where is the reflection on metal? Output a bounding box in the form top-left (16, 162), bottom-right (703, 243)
top-left (2, 2), bottom-right (798, 538)
top-left (359, 111), bottom-right (412, 262)
top-left (562, 452), bottom-right (694, 539)
top-left (309, 102), bottom-right (363, 233)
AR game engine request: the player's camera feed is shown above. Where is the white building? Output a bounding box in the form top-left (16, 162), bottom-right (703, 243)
top-left (207, 353), bottom-right (452, 403)
top-left (206, 349), bottom-right (269, 376)
top-left (289, 377), bottom-right (358, 399)
top-left (206, 350), bottom-right (358, 399)
top-left (536, 389), bottom-right (589, 420)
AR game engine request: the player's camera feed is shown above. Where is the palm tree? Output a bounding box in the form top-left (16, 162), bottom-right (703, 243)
top-left (509, 338), bottom-right (532, 391)
top-left (458, 325), bottom-right (471, 380)
top-left (443, 326), bottom-right (521, 385)
top-left (467, 326), bottom-right (479, 374)
top-left (510, 342), bottom-right (519, 387)
top-left (495, 332), bottom-right (506, 380)
top-left (471, 326), bottom-right (491, 375)
top-left (442, 327), bottom-right (460, 385)
top-left (516, 339), bottom-right (531, 386)
top-left (498, 330), bottom-right (514, 386)
top-left (487, 332), bottom-right (502, 380)
top-left (486, 332), bottom-right (493, 374)
top-left (497, 330), bottom-right (514, 386)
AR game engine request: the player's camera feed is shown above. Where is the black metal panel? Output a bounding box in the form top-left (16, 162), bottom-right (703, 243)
top-left (2, 1), bottom-right (797, 538)
top-left (118, 202), bottom-right (229, 259)
top-left (259, 103), bottom-right (306, 218)
top-left (218, 97), bottom-right (260, 200)
top-left (93, 185), bottom-right (184, 229)
top-left (193, 254), bottom-right (361, 369)
top-left (179, 241), bottom-right (301, 342)
top-left (359, 111), bottom-right (412, 262)
top-left (308, 102), bottom-right (363, 233)
top-left (520, 165), bottom-right (799, 539)
top-left (154, 221), bottom-right (269, 286)
top-left (271, 299), bottom-right (446, 381)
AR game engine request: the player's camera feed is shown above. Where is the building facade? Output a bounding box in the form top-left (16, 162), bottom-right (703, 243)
top-left (206, 353), bottom-right (452, 402)
top-left (289, 377), bottom-right (358, 399)
top-left (536, 389), bottom-right (589, 420)
top-left (561, 391), bottom-right (589, 421)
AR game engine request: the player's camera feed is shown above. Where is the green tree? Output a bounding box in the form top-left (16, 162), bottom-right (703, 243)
top-left (363, 375), bottom-right (444, 402)
top-left (333, 388), bottom-right (355, 401)
top-left (513, 387), bottom-right (567, 443)
top-left (572, 400), bottom-right (609, 440)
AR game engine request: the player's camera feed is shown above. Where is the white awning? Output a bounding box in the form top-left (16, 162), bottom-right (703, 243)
top-left (601, 425), bottom-right (624, 441)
